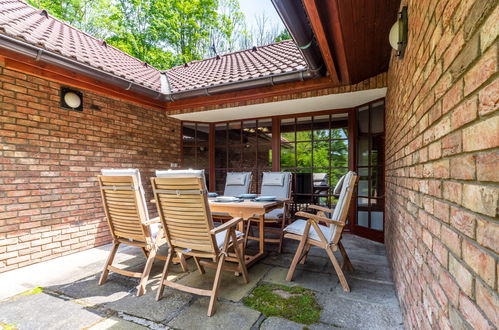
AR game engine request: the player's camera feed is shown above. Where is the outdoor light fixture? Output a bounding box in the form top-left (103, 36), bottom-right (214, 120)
top-left (389, 6), bottom-right (408, 58)
top-left (61, 87), bottom-right (83, 111)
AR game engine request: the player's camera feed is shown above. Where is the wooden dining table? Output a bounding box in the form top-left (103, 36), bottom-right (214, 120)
top-left (209, 198), bottom-right (286, 267)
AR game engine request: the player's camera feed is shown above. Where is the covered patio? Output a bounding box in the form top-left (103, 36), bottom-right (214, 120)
top-left (1, 0), bottom-right (498, 329)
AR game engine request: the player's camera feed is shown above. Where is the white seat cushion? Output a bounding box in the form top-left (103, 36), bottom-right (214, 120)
top-left (264, 208), bottom-right (284, 220)
top-left (215, 230), bottom-right (244, 249)
top-left (284, 219), bottom-right (332, 243)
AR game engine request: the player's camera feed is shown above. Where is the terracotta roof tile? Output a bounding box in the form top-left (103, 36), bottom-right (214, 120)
top-left (0, 0), bottom-right (308, 95)
top-left (0, 0), bottom-right (161, 90)
top-left (162, 40), bottom-right (307, 93)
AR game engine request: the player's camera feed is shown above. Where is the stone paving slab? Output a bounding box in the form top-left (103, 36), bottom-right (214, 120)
top-left (260, 316), bottom-right (343, 329)
top-left (333, 278), bottom-right (399, 306)
top-left (103, 286), bottom-right (192, 323)
top-left (317, 293), bottom-right (404, 329)
top-left (168, 297), bottom-right (261, 330)
top-left (262, 266), bottom-right (339, 293)
top-left (175, 263), bottom-right (271, 302)
top-left (88, 316), bottom-right (150, 329)
top-left (0, 292), bottom-right (104, 330)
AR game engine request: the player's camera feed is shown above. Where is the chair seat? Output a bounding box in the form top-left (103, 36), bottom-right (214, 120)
top-left (284, 219), bottom-right (332, 243)
top-left (215, 230), bottom-right (244, 249)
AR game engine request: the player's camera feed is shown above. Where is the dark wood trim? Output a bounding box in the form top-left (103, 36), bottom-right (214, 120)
top-left (326, 0), bottom-right (351, 83)
top-left (165, 77), bottom-right (338, 111)
top-left (272, 117), bottom-right (280, 171)
top-left (301, 0), bottom-right (340, 84)
top-left (208, 124), bottom-right (216, 191)
top-left (0, 49), bottom-right (166, 110)
top-left (346, 110), bottom-right (357, 232)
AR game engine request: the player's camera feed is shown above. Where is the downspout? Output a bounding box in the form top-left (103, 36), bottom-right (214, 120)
top-left (271, 0), bottom-right (324, 75)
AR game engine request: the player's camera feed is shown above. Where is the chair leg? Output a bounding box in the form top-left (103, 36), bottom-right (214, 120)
top-left (325, 246), bottom-right (350, 292)
top-left (140, 247), bottom-right (149, 258)
top-left (156, 251), bottom-right (174, 301)
top-left (137, 245), bottom-right (157, 296)
top-left (99, 241), bottom-right (120, 285)
top-left (286, 237), bottom-right (307, 281)
top-left (207, 254), bottom-right (226, 316)
top-left (299, 244), bottom-right (311, 264)
top-left (193, 256), bottom-right (205, 274)
top-left (244, 220), bottom-right (252, 249)
top-left (338, 241), bottom-right (354, 273)
top-left (232, 231), bottom-right (249, 284)
top-left (178, 252), bottom-right (189, 272)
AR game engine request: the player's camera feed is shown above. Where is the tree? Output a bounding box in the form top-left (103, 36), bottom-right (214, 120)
top-left (27, 0), bottom-right (116, 39)
top-left (208, 0), bottom-right (247, 55)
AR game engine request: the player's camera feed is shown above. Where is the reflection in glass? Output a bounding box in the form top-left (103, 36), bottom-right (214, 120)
top-left (357, 211), bottom-right (369, 227)
top-left (280, 144), bottom-right (295, 168)
top-left (296, 142), bottom-right (312, 167)
top-left (357, 136), bottom-right (369, 166)
top-left (313, 115), bottom-right (330, 140)
top-left (371, 212), bottom-right (383, 230)
top-left (330, 139), bottom-right (348, 167)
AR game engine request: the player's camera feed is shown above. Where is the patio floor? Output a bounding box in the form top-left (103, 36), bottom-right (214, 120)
top-left (0, 235), bottom-right (403, 329)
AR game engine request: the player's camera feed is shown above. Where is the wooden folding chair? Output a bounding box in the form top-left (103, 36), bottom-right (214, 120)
top-left (212, 172), bottom-right (253, 222)
top-left (283, 171), bottom-right (358, 292)
top-left (246, 172), bottom-right (292, 253)
top-left (151, 170), bottom-right (249, 316)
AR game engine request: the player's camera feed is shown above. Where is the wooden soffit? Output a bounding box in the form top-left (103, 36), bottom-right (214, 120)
top-left (302, 0), bottom-right (401, 84)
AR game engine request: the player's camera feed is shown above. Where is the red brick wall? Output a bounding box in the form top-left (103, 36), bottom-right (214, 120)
top-left (0, 63), bottom-right (181, 272)
top-left (385, 0), bottom-right (498, 328)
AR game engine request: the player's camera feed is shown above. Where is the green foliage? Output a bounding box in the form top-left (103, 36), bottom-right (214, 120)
top-left (27, 0), bottom-right (290, 70)
top-left (243, 284), bottom-right (322, 325)
top-left (274, 29), bottom-right (291, 42)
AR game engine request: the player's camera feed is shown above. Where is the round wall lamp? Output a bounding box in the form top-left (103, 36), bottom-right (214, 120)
top-left (389, 6), bottom-right (408, 58)
top-left (61, 87), bottom-right (83, 111)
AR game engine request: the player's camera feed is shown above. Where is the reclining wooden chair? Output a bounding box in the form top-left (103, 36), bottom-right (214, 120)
top-left (151, 170), bottom-right (249, 316)
top-left (97, 169), bottom-right (163, 296)
top-left (283, 171), bottom-right (358, 292)
top-left (246, 172), bottom-right (292, 253)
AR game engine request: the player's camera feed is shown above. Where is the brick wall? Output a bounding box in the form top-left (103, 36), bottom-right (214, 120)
top-left (0, 63), bottom-right (181, 272)
top-left (385, 0), bottom-right (498, 329)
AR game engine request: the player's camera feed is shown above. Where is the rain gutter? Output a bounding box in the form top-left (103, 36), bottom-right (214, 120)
top-left (0, 33), bottom-right (322, 103)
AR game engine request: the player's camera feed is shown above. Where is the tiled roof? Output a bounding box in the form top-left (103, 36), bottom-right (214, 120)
top-left (0, 0), bottom-right (162, 90)
top-left (165, 41), bottom-right (307, 93)
top-left (0, 0), bottom-right (308, 96)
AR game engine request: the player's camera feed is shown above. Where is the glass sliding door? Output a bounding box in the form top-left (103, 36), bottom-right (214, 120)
top-left (355, 100), bottom-right (385, 242)
top-left (280, 113), bottom-right (349, 213)
top-left (181, 122), bottom-right (210, 186)
top-left (214, 119), bottom-right (273, 195)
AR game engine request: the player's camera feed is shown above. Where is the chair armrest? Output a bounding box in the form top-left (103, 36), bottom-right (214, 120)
top-left (210, 217), bottom-right (243, 234)
top-left (143, 216), bottom-right (160, 225)
top-left (295, 211), bottom-right (345, 227)
top-left (308, 205), bottom-right (334, 214)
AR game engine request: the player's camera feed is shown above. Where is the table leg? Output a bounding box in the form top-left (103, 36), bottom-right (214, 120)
top-left (258, 214), bottom-right (265, 255)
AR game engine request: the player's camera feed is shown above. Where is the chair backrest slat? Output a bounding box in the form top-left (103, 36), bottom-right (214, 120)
top-left (329, 171), bottom-right (358, 243)
top-left (152, 170), bottom-right (217, 255)
top-left (98, 169), bottom-right (150, 243)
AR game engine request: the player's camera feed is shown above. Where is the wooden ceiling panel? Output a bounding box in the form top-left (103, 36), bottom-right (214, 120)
top-left (305, 0), bottom-right (401, 85)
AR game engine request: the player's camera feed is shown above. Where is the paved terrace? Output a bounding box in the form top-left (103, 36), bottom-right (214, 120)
top-left (0, 235), bottom-right (403, 329)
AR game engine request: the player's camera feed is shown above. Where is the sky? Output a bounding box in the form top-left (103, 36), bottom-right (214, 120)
top-left (238, 0), bottom-right (285, 30)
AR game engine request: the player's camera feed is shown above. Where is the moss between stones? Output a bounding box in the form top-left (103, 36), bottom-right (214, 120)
top-left (19, 287), bottom-right (43, 296)
top-left (0, 322), bottom-right (18, 330)
top-left (243, 284), bottom-right (321, 325)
